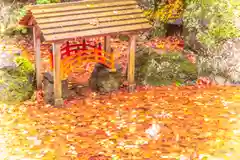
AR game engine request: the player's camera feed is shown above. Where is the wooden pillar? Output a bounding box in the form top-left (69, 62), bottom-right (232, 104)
top-left (33, 27), bottom-right (36, 49)
top-left (33, 26), bottom-right (42, 89)
top-left (128, 35), bottom-right (136, 92)
top-left (104, 35), bottom-right (116, 71)
top-left (104, 35), bottom-right (111, 53)
top-left (52, 42), bottom-right (63, 107)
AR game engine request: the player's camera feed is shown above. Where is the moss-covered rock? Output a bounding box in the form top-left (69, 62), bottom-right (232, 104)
top-left (89, 63), bottom-right (122, 93)
top-left (135, 45), bottom-right (197, 86)
top-left (0, 54), bottom-right (34, 103)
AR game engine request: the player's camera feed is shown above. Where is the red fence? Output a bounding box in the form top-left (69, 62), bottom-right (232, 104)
top-left (50, 39), bottom-right (104, 69)
top-left (49, 39), bottom-right (115, 79)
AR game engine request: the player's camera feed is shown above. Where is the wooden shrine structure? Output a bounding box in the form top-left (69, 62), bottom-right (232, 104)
top-left (19, 0), bottom-right (151, 106)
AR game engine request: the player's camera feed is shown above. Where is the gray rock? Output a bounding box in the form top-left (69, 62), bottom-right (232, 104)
top-left (198, 38), bottom-right (240, 84)
top-left (89, 63), bottom-right (122, 93)
top-left (43, 72), bottom-right (76, 105)
top-left (134, 45), bottom-right (198, 86)
top-left (0, 51), bottom-right (16, 70)
top-left (44, 72), bottom-right (54, 83)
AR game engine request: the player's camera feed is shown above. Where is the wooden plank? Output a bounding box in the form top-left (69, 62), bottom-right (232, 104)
top-left (40, 14), bottom-right (144, 29)
top-left (35, 8), bottom-right (142, 24)
top-left (52, 42), bottom-right (63, 106)
top-left (128, 35), bottom-right (136, 91)
top-left (30, 0), bottom-right (137, 14)
top-left (33, 4), bottom-right (137, 18)
top-left (44, 23), bottom-right (151, 42)
top-left (42, 18), bottom-right (148, 34)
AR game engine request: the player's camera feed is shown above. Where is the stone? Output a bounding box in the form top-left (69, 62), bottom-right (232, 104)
top-left (54, 98), bottom-right (64, 107)
top-left (89, 63), bottom-right (122, 93)
top-left (43, 73), bottom-right (54, 104)
top-left (211, 75), bottom-right (231, 85)
top-left (42, 72), bottom-right (77, 105)
top-left (134, 45), bottom-right (198, 86)
top-left (74, 85), bottom-right (89, 96)
top-left (198, 38), bottom-right (240, 85)
top-left (0, 51), bottom-right (16, 70)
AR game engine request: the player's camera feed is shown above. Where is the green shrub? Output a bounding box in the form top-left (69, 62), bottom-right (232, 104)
top-left (183, 0), bottom-right (240, 49)
top-left (0, 56), bottom-right (35, 103)
top-left (14, 56), bottom-right (34, 76)
top-left (14, 7), bottom-right (28, 35)
top-left (0, 71), bottom-right (34, 103)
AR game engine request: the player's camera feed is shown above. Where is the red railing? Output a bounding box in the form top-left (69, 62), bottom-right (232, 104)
top-left (49, 39), bottom-right (115, 80)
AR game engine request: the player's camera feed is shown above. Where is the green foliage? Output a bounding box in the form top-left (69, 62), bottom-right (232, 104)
top-left (36, 0), bottom-right (60, 4)
top-left (14, 56), bottom-right (34, 76)
top-left (141, 0), bottom-right (168, 39)
top-left (0, 56), bottom-right (34, 103)
top-left (11, 7), bottom-right (28, 35)
top-left (147, 23), bottom-right (166, 39)
top-left (18, 6), bottom-right (26, 17)
top-left (135, 46), bottom-right (197, 86)
top-left (118, 35), bottom-right (129, 41)
top-left (183, 0), bottom-right (240, 49)
top-left (0, 70), bottom-right (34, 103)
top-left (0, 2), bottom-right (28, 36)
top-left (1, 0), bottom-right (59, 35)
top-left (36, 0), bottom-right (51, 4)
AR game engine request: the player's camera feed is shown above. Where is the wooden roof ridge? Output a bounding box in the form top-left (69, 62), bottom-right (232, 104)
top-left (25, 0), bottom-right (131, 10)
top-left (19, 0), bottom-right (152, 42)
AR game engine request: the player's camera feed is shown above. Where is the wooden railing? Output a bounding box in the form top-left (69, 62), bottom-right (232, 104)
top-left (49, 40), bottom-right (115, 80)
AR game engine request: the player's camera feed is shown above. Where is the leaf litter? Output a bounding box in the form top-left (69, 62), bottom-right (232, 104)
top-left (0, 36), bottom-right (239, 159)
top-left (0, 85), bottom-right (239, 160)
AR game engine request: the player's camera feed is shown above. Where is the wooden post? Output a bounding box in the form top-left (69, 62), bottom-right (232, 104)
top-left (33, 26), bottom-right (42, 89)
top-left (128, 35), bottom-right (136, 92)
top-left (66, 41), bottom-right (70, 56)
top-left (82, 39), bottom-right (86, 50)
top-left (104, 35), bottom-right (116, 71)
top-left (52, 42), bottom-right (63, 107)
top-left (33, 27), bottom-right (36, 49)
top-left (104, 35), bottom-right (111, 53)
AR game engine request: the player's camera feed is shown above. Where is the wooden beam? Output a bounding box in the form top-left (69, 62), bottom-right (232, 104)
top-left (52, 42), bottom-right (63, 106)
top-left (127, 35), bottom-right (136, 91)
top-left (33, 26), bottom-right (42, 89)
top-left (27, 16), bottom-right (35, 26)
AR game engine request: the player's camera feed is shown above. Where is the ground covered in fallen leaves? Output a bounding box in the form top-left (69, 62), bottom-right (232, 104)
top-left (0, 85), bottom-right (239, 160)
top-left (1, 36), bottom-right (240, 159)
